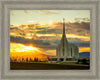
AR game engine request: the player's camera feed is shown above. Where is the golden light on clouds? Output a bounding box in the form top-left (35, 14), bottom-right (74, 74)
top-left (27, 33), bottom-right (31, 36)
top-left (58, 34), bottom-right (90, 41)
top-left (79, 47), bottom-right (90, 53)
top-left (27, 36), bottom-right (32, 39)
top-left (46, 50), bottom-right (56, 56)
top-left (37, 34), bottom-right (56, 37)
top-left (66, 34), bottom-right (89, 39)
top-left (10, 43), bottom-right (40, 52)
top-left (10, 33), bottom-right (16, 36)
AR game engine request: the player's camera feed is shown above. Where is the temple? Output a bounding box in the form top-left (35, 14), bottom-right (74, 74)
top-left (56, 18), bottom-right (79, 62)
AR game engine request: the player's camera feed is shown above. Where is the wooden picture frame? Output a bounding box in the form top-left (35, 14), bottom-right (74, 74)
top-left (0, 0), bottom-right (100, 80)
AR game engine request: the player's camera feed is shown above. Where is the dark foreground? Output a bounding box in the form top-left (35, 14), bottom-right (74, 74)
top-left (10, 62), bottom-right (90, 70)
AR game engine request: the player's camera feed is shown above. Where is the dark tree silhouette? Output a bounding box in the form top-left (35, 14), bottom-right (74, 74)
top-left (82, 59), bottom-right (87, 64)
top-left (76, 59), bottom-right (80, 64)
top-left (26, 58), bottom-right (28, 62)
top-left (22, 57), bottom-right (24, 62)
top-left (36, 57), bottom-right (38, 62)
top-left (34, 57), bottom-right (36, 62)
top-left (29, 58), bottom-right (33, 62)
top-left (34, 57), bottom-right (38, 62)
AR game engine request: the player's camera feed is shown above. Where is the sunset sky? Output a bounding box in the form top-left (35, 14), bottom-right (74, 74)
top-left (10, 10), bottom-right (90, 61)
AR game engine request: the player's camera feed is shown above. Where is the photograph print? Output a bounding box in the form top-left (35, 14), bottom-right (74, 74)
top-left (10, 10), bottom-right (90, 70)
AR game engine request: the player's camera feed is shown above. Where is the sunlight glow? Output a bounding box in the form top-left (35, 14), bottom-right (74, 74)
top-left (10, 43), bottom-right (48, 61)
top-left (27, 36), bottom-right (32, 39)
top-left (27, 33), bottom-right (31, 36)
top-left (10, 43), bottom-right (40, 52)
top-left (37, 34), bottom-right (56, 37)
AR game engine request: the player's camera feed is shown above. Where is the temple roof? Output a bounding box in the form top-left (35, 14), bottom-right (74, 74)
top-left (60, 18), bottom-right (68, 44)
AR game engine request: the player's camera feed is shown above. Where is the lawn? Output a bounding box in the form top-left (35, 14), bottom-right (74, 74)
top-left (10, 62), bottom-right (90, 70)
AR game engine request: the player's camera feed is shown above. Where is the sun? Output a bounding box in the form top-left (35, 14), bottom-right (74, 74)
top-left (25, 46), bottom-right (40, 52)
top-left (10, 43), bottom-right (40, 52)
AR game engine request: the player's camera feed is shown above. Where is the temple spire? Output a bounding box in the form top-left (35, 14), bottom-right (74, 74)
top-left (63, 18), bottom-right (65, 35)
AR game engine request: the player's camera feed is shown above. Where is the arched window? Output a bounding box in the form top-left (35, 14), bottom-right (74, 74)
top-left (71, 48), bottom-right (72, 56)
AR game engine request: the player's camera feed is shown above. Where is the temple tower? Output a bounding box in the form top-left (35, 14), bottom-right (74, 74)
top-left (56, 18), bottom-right (79, 62)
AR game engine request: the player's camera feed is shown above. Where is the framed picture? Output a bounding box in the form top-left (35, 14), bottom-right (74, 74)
top-left (0, 0), bottom-right (100, 80)
top-left (10, 10), bottom-right (90, 70)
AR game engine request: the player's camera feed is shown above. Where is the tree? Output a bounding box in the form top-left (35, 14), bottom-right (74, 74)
top-left (34, 57), bottom-right (38, 62)
top-left (76, 59), bottom-right (80, 64)
top-left (36, 57), bottom-right (38, 62)
top-left (34, 57), bottom-right (36, 62)
top-left (22, 57), bottom-right (24, 62)
top-left (29, 58), bottom-right (33, 62)
top-left (82, 59), bottom-right (87, 64)
top-left (26, 57), bottom-right (28, 62)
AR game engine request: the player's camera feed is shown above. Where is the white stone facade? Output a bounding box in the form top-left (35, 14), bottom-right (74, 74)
top-left (56, 19), bottom-right (79, 62)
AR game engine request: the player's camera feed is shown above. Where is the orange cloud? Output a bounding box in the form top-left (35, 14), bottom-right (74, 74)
top-left (10, 22), bottom-right (90, 41)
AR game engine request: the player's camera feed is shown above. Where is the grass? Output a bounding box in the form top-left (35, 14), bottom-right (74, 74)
top-left (10, 62), bottom-right (90, 70)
